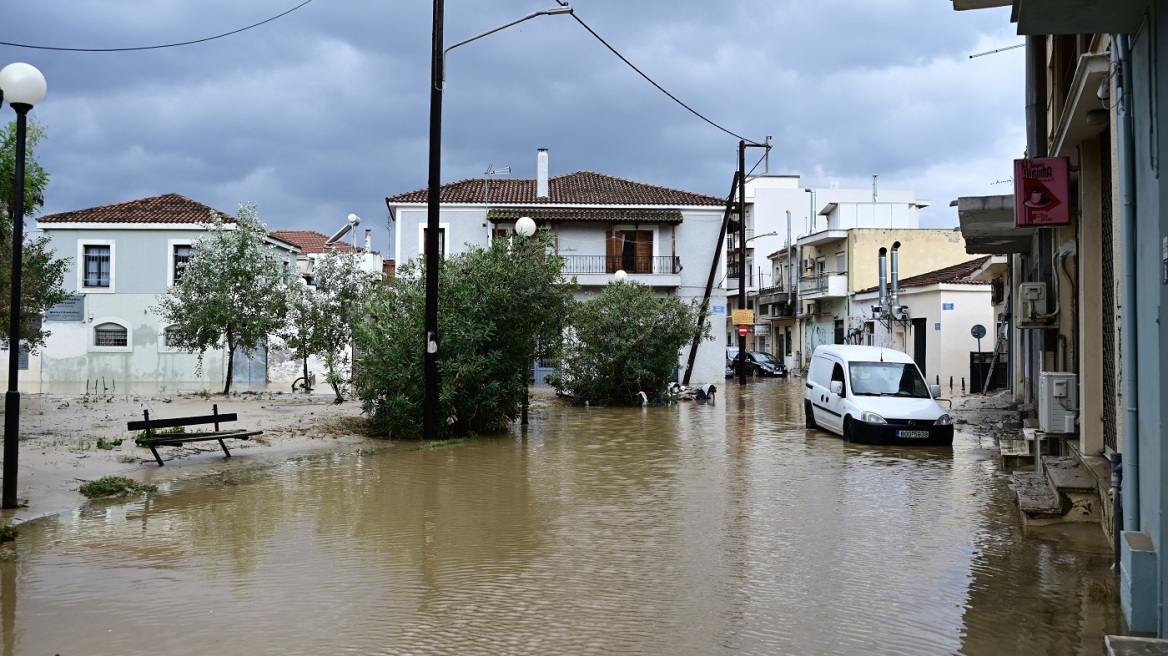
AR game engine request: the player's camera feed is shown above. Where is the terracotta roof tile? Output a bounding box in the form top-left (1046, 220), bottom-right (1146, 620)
top-left (859, 256), bottom-right (992, 293)
top-left (386, 171), bottom-right (724, 206)
top-left (38, 193), bottom-right (236, 224)
top-left (269, 230), bottom-right (360, 255)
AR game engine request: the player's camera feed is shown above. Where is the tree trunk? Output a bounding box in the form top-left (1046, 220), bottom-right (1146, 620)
top-left (223, 327), bottom-right (234, 395)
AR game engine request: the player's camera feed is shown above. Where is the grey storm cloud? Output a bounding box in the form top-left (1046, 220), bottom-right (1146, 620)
top-left (3, 0), bottom-right (1024, 254)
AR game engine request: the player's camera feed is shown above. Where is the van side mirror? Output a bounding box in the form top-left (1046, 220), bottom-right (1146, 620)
top-left (830, 380), bottom-right (843, 395)
top-left (929, 384), bottom-right (941, 398)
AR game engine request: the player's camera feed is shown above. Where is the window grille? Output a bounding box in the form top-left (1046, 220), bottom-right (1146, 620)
top-left (95, 323), bottom-right (128, 347)
top-left (84, 245), bottom-right (111, 287)
top-left (173, 245), bottom-right (193, 284)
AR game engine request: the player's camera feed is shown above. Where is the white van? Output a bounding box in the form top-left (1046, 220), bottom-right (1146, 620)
top-left (803, 344), bottom-right (954, 446)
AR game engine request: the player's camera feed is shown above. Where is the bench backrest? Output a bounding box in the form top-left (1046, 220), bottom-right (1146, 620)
top-left (127, 413), bottom-right (239, 431)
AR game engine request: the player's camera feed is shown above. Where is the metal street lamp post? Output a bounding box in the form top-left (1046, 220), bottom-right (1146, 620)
top-left (424, 4), bottom-right (572, 440)
top-left (0, 63), bottom-right (47, 509)
top-left (514, 216), bottom-right (536, 426)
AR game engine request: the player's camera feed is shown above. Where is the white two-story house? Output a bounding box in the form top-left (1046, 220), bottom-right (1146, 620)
top-left (30, 194), bottom-right (299, 393)
top-left (386, 149), bottom-right (728, 385)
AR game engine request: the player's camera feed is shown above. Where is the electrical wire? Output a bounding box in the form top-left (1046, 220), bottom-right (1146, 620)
top-left (555, 1), bottom-right (764, 146)
top-left (0, 0), bottom-right (315, 52)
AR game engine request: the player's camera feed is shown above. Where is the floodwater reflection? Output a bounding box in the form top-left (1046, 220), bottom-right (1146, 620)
top-left (1, 380), bottom-right (1120, 655)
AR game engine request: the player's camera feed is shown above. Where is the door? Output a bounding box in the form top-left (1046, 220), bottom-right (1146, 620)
top-left (232, 342), bottom-right (268, 387)
top-left (820, 361), bottom-right (848, 434)
top-left (911, 317), bottom-right (927, 378)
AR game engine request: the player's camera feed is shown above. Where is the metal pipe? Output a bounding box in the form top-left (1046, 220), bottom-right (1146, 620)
top-left (786, 210), bottom-right (793, 305)
top-left (1115, 33), bottom-right (1139, 532)
top-left (890, 241), bottom-right (901, 311)
top-left (878, 247), bottom-right (888, 308)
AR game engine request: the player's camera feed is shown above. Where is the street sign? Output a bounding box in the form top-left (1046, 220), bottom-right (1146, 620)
top-left (736, 324), bottom-right (750, 336)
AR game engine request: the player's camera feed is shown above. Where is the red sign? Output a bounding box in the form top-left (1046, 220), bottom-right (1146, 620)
top-left (1014, 157), bottom-right (1070, 227)
top-left (736, 324), bottom-right (750, 336)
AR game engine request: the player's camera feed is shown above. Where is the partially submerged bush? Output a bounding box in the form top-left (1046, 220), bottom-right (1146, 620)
top-left (79, 476), bottom-right (157, 499)
top-left (354, 233), bottom-right (573, 439)
top-left (549, 281), bottom-right (708, 405)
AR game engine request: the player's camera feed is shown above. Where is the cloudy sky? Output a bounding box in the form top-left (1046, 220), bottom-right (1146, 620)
top-left (4, 0), bottom-right (1024, 252)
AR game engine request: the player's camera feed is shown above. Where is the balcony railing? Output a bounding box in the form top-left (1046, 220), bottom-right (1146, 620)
top-left (798, 271), bottom-right (847, 296)
top-left (560, 255), bottom-right (681, 275)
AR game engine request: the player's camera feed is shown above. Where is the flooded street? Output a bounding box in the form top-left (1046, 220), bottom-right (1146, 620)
top-left (1, 380), bottom-right (1120, 655)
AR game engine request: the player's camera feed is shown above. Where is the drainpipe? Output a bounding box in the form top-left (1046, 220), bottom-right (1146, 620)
top-left (1115, 33), bottom-right (1139, 533)
top-left (878, 247), bottom-right (888, 310)
top-left (890, 241), bottom-right (901, 311)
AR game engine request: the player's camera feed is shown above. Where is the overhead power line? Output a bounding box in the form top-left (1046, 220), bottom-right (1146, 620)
top-left (554, 1), bottom-right (764, 146)
top-left (0, 0), bottom-right (315, 52)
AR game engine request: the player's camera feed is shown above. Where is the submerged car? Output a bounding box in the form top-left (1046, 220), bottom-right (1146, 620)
top-left (727, 349), bottom-right (788, 377)
top-left (803, 344), bottom-right (953, 446)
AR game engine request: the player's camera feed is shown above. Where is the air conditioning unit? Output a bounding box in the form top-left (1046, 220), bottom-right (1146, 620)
top-left (806, 302), bottom-right (818, 314)
top-left (892, 306), bottom-right (909, 320)
top-left (1018, 282), bottom-right (1050, 328)
top-left (1038, 372), bottom-right (1077, 434)
top-left (871, 305), bottom-right (883, 318)
top-left (804, 258), bottom-right (814, 270)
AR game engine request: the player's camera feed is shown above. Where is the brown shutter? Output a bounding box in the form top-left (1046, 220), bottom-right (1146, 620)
top-left (606, 228), bottom-right (620, 273)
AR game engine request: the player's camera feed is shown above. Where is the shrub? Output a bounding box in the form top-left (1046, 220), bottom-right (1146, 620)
top-left (354, 233), bottom-right (573, 438)
top-left (78, 476), bottom-right (157, 498)
top-left (549, 281), bottom-right (708, 405)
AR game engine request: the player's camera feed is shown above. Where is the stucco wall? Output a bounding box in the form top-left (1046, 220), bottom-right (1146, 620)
top-left (847, 229), bottom-right (970, 294)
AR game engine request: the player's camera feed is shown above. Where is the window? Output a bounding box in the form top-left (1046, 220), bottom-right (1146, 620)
top-left (94, 322), bottom-right (128, 347)
top-left (164, 325), bottom-right (182, 349)
top-left (173, 244), bottom-right (193, 284)
top-left (835, 251), bottom-right (845, 273)
top-left (422, 227), bottom-right (446, 259)
top-left (84, 245), bottom-right (111, 287)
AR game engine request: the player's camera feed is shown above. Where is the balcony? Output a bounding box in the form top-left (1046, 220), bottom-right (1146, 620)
top-left (754, 284), bottom-right (788, 307)
top-left (561, 255), bottom-right (682, 287)
top-left (798, 272), bottom-right (849, 298)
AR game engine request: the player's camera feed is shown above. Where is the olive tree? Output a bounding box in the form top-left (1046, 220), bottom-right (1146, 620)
top-left (278, 250), bottom-right (380, 402)
top-left (354, 232), bottom-right (573, 438)
top-left (154, 204), bottom-right (289, 394)
top-left (0, 119), bottom-right (69, 352)
top-left (548, 281), bottom-right (709, 405)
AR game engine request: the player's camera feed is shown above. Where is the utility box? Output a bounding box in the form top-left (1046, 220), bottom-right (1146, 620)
top-left (1018, 282), bottom-right (1049, 328)
top-left (1038, 372), bottom-right (1077, 434)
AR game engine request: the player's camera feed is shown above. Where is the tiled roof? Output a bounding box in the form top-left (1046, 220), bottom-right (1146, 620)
top-left (269, 230), bottom-right (360, 255)
top-left (486, 208), bottom-right (683, 224)
top-left (38, 193), bottom-right (235, 224)
top-left (386, 171), bottom-right (725, 206)
top-left (859, 256), bottom-right (992, 293)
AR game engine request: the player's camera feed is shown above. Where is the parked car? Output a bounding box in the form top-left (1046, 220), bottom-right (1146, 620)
top-left (727, 349), bottom-right (788, 377)
top-left (803, 344), bottom-right (953, 446)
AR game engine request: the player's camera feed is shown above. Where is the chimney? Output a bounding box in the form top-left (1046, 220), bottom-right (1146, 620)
top-left (890, 241), bottom-right (901, 309)
top-left (878, 247), bottom-right (888, 308)
top-left (364, 229), bottom-right (372, 251)
top-left (536, 148), bottom-right (549, 199)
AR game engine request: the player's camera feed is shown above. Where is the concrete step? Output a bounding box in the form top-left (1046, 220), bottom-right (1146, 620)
top-left (1042, 455), bottom-right (1102, 523)
top-left (1012, 471), bottom-right (1064, 522)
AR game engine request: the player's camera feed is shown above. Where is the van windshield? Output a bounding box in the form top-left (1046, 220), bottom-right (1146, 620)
top-left (847, 361), bottom-right (930, 398)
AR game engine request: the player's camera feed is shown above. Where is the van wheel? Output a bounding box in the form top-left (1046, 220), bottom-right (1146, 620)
top-left (804, 401), bottom-right (818, 429)
top-left (843, 416), bottom-right (854, 442)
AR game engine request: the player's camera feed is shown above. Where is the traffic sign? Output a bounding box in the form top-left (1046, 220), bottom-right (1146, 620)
top-left (736, 324), bottom-right (750, 336)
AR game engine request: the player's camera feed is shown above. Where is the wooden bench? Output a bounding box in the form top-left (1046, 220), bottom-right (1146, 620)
top-left (128, 404), bottom-right (263, 466)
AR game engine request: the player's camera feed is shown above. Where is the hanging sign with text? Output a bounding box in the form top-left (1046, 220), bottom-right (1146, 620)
top-left (1014, 157), bottom-right (1070, 227)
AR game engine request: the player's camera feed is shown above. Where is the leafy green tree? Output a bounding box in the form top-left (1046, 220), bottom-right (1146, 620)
top-left (549, 281), bottom-right (709, 405)
top-left (154, 204), bottom-right (289, 394)
top-left (278, 251), bottom-right (380, 402)
top-left (354, 233), bottom-right (573, 438)
top-left (0, 119), bottom-right (68, 352)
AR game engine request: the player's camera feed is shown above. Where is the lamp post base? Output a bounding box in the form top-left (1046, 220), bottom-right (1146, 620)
top-left (2, 389), bottom-right (21, 509)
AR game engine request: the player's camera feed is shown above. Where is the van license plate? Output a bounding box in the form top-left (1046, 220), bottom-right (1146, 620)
top-left (897, 430), bottom-right (930, 439)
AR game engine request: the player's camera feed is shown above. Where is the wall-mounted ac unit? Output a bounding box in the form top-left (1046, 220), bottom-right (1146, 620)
top-left (1018, 281), bottom-right (1050, 328)
top-left (804, 258), bottom-right (814, 270)
top-left (1038, 372), bottom-right (1077, 434)
top-left (806, 302), bottom-right (818, 314)
top-left (892, 306), bottom-right (909, 320)
top-left (871, 305), bottom-right (883, 318)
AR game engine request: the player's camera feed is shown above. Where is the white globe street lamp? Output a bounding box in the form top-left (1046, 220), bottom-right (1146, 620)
top-left (0, 62), bottom-right (47, 509)
top-left (515, 216), bottom-right (536, 238)
top-left (613, 269), bottom-right (628, 283)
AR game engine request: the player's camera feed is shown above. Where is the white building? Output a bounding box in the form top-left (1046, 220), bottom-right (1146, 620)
top-left (23, 194), bottom-right (299, 393)
top-left (385, 149), bottom-right (728, 385)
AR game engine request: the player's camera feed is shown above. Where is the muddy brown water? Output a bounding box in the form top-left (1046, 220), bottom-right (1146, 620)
top-left (1, 380), bottom-right (1120, 655)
